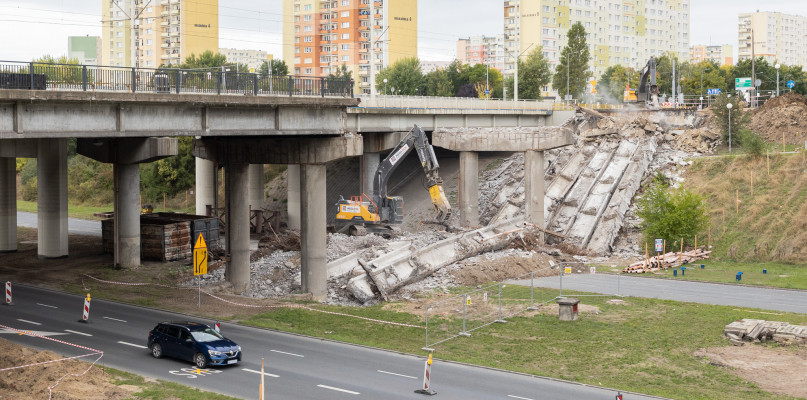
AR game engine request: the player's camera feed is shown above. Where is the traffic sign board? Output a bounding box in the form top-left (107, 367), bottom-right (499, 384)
top-left (707, 88), bottom-right (721, 95)
top-left (787, 80), bottom-right (796, 89)
top-left (654, 239), bottom-right (663, 252)
top-left (735, 77), bottom-right (752, 89)
top-left (193, 233), bottom-right (207, 276)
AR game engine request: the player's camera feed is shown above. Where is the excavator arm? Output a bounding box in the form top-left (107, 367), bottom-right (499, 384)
top-left (372, 125), bottom-right (452, 223)
top-left (637, 57), bottom-right (660, 110)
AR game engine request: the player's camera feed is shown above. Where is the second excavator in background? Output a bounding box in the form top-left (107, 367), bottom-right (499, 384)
top-left (623, 56), bottom-right (660, 110)
top-left (335, 124), bottom-right (452, 235)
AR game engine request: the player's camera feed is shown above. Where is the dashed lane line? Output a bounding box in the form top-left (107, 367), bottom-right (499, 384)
top-left (117, 341), bottom-right (147, 349)
top-left (377, 370), bottom-right (417, 379)
top-left (36, 303), bottom-right (58, 308)
top-left (507, 395), bottom-right (534, 400)
top-left (64, 329), bottom-right (93, 336)
top-left (242, 368), bottom-right (280, 378)
top-left (17, 319), bottom-right (41, 326)
top-left (270, 349), bottom-right (304, 358)
top-left (103, 316), bottom-right (128, 323)
top-left (317, 384), bottom-right (360, 395)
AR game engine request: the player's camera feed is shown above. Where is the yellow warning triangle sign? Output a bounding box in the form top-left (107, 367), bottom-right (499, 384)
top-left (194, 233), bottom-right (207, 249)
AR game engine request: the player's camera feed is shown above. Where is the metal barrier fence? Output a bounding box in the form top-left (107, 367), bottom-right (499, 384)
top-left (355, 94), bottom-right (555, 112)
top-left (423, 262), bottom-right (623, 350)
top-left (0, 60), bottom-right (353, 98)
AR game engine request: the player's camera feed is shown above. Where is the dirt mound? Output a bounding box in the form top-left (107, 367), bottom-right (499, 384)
top-left (750, 92), bottom-right (807, 145)
top-left (0, 338), bottom-right (138, 399)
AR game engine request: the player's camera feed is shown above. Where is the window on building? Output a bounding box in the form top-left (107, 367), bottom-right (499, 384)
top-left (341, 44), bottom-right (350, 50)
top-left (342, 55), bottom-right (350, 61)
top-left (341, 22), bottom-right (349, 28)
top-left (304, 26), bottom-right (312, 31)
top-left (341, 33), bottom-right (350, 39)
top-left (304, 47), bottom-right (312, 53)
top-left (342, 0), bottom-right (349, 5)
top-left (305, 68), bottom-right (313, 74)
top-left (146, 39), bottom-right (152, 45)
top-left (304, 4), bottom-right (312, 10)
top-left (341, 11), bottom-right (349, 17)
top-left (304, 15), bottom-right (312, 21)
top-left (117, 31), bottom-right (123, 37)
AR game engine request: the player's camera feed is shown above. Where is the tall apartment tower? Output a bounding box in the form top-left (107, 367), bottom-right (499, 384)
top-left (504, 0), bottom-right (690, 90)
top-left (282, 0), bottom-right (417, 94)
top-left (738, 11), bottom-right (807, 68)
top-left (101, 0), bottom-right (218, 68)
top-left (456, 35), bottom-right (506, 72)
top-left (690, 44), bottom-right (733, 66)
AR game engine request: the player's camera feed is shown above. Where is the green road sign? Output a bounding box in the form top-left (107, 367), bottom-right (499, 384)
top-left (735, 77), bottom-right (752, 89)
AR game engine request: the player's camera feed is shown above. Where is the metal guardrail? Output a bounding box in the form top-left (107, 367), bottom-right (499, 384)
top-left (355, 94), bottom-right (556, 112)
top-left (0, 60), bottom-right (353, 98)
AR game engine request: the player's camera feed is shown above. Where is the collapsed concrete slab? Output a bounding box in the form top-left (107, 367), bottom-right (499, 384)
top-left (341, 217), bottom-right (527, 303)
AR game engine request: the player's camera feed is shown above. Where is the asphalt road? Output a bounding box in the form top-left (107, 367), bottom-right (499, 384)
top-left (509, 273), bottom-right (807, 314)
top-left (17, 211), bottom-right (102, 237)
top-left (1, 284), bottom-right (656, 400)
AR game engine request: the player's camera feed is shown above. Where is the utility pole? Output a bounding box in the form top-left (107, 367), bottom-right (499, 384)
top-left (514, 0), bottom-right (520, 103)
top-left (369, 0), bottom-right (375, 98)
top-left (751, 27), bottom-right (756, 108)
top-left (672, 58), bottom-right (676, 107)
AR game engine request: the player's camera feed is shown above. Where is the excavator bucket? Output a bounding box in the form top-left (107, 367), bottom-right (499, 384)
top-left (427, 184), bottom-right (452, 223)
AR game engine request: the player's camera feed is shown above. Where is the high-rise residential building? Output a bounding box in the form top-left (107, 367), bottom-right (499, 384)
top-left (282, 0), bottom-right (417, 94)
top-left (68, 36), bottom-right (102, 65)
top-left (219, 48), bottom-right (273, 72)
top-left (690, 44), bottom-right (733, 66)
top-left (101, 0), bottom-right (218, 68)
top-left (503, 0), bottom-right (690, 92)
top-left (738, 11), bottom-right (807, 68)
top-left (456, 35), bottom-right (506, 72)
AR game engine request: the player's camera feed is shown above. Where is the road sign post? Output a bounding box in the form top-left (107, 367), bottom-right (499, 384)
top-left (5, 281), bottom-right (13, 306)
top-left (193, 234), bottom-right (208, 308)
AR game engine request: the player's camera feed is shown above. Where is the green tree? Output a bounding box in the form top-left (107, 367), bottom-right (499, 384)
top-left (179, 51), bottom-right (228, 69)
top-left (552, 22), bottom-right (591, 99)
top-left (423, 68), bottom-right (454, 97)
top-left (375, 57), bottom-right (423, 95)
top-left (327, 64), bottom-right (353, 80)
top-left (140, 137), bottom-right (195, 200)
top-left (637, 175), bottom-right (709, 248)
top-left (32, 55), bottom-right (82, 84)
top-left (602, 65), bottom-right (640, 102)
top-left (712, 93), bottom-right (749, 147)
top-left (504, 46), bottom-right (552, 100)
top-left (260, 59), bottom-right (289, 76)
top-left (680, 60), bottom-right (725, 97)
top-left (445, 59), bottom-right (469, 95)
top-left (462, 63), bottom-right (503, 99)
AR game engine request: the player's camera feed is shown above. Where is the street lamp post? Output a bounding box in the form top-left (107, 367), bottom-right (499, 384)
top-left (565, 49), bottom-right (583, 103)
top-left (727, 102), bottom-right (733, 153)
top-left (383, 78), bottom-right (387, 95)
top-left (775, 63), bottom-right (781, 96)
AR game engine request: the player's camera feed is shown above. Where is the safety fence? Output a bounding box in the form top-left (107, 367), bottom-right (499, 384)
top-left (423, 262), bottom-right (623, 350)
top-left (0, 323), bottom-right (104, 400)
top-left (0, 60), bottom-right (353, 98)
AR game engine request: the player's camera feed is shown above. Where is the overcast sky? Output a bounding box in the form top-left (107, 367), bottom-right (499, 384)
top-left (1, 1), bottom-right (806, 63)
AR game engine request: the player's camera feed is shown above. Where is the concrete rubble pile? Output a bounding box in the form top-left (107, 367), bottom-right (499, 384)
top-left (724, 319), bottom-right (807, 346)
top-left (621, 248), bottom-right (711, 273)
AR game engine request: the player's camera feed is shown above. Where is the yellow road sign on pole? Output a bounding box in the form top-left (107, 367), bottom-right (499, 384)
top-left (193, 234), bottom-right (208, 276)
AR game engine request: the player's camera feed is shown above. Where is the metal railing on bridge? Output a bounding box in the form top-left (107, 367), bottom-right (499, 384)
top-left (0, 60), bottom-right (353, 98)
top-left (355, 94), bottom-right (556, 112)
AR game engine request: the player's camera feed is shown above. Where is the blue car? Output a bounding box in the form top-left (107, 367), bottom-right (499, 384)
top-left (147, 321), bottom-right (241, 368)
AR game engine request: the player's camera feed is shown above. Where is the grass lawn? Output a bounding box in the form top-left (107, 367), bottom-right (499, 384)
top-left (102, 367), bottom-right (239, 400)
top-left (16, 200), bottom-right (196, 220)
top-left (647, 260), bottom-right (807, 290)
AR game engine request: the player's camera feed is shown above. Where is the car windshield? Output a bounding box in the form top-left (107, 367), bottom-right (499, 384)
top-left (190, 328), bottom-right (225, 343)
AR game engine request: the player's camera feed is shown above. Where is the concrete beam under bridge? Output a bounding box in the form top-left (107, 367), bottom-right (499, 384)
top-left (433, 127), bottom-right (576, 230)
top-left (192, 135), bottom-right (362, 165)
top-left (77, 137), bottom-right (178, 268)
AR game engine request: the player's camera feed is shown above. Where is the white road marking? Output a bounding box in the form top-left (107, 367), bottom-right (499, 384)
top-left (117, 341), bottom-right (147, 349)
top-left (36, 303), bottom-right (58, 309)
top-left (0, 329), bottom-right (66, 337)
top-left (270, 349), bottom-right (304, 358)
top-left (241, 368), bottom-right (279, 378)
top-left (65, 329), bottom-right (93, 336)
top-left (508, 395), bottom-right (535, 400)
top-left (103, 316), bottom-right (128, 323)
top-left (17, 319), bottom-right (41, 326)
top-left (317, 384), bottom-right (360, 395)
top-left (377, 370), bottom-right (417, 379)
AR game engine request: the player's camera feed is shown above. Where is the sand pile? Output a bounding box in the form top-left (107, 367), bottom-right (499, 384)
top-left (750, 92), bottom-right (807, 145)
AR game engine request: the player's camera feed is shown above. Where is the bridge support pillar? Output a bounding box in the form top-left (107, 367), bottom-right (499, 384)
top-left (116, 163), bottom-right (140, 268)
top-left (301, 164), bottom-right (327, 301)
top-left (37, 138), bottom-right (68, 259)
top-left (363, 152), bottom-right (380, 199)
top-left (249, 164), bottom-right (264, 211)
top-left (524, 150), bottom-right (545, 231)
top-left (195, 157), bottom-right (216, 216)
top-left (459, 151), bottom-right (479, 228)
top-left (225, 162), bottom-right (250, 294)
top-left (0, 158), bottom-right (16, 253)
top-left (287, 165), bottom-right (301, 230)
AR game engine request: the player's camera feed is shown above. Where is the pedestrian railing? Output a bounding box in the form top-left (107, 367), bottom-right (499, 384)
top-left (0, 60), bottom-right (354, 98)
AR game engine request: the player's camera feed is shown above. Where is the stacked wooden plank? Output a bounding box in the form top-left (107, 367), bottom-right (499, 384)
top-left (621, 248), bottom-right (711, 273)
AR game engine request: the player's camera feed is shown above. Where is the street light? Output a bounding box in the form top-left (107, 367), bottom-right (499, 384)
top-left (383, 78), bottom-right (387, 95)
top-left (775, 63), bottom-right (781, 96)
top-left (727, 102), bottom-right (733, 153)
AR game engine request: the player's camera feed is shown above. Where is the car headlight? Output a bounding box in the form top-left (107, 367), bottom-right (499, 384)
top-left (208, 350), bottom-right (222, 356)
top-left (236, 346), bottom-right (241, 352)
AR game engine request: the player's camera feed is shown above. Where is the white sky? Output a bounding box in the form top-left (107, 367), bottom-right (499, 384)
top-left (0, 1), bottom-right (805, 63)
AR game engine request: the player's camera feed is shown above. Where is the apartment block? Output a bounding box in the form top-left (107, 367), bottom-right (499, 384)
top-left (282, 0), bottom-right (417, 94)
top-left (101, 0), bottom-right (218, 68)
top-left (690, 44), bottom-right (733, 66)
top-left (738, 11), bottom-right (807, 68)
top-left (68, 36), bottom-right (102, 65)
top-left (219, 48), bottom-right (272, 72)
top-left (503, 0), bottom-right (690, 87)
top-left (456, 35), bottom-right (506, 72)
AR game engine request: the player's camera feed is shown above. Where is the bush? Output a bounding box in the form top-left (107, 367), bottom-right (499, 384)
top-left (711, 93), bottom-right (749, 148)
top-left (739, 129), bottom-right (767, 158)
top-left (637, 176), bottom-right (709, 248)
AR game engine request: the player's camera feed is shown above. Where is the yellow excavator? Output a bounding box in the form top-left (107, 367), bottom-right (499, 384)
top-left (336, 124), bottom-right (452, 235)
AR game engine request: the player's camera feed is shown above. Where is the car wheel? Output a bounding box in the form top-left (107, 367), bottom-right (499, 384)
top-left (150, 343), bottom-right (163, 359)
top-left (194, 353), bottom-right (207, 368)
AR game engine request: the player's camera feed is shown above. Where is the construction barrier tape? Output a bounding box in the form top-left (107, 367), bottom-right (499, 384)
top-left (83, 275), bottom-right (425, 329)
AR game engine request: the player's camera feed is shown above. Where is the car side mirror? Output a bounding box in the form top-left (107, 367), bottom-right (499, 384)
top-left (185, 337), bottom-right (193, 342)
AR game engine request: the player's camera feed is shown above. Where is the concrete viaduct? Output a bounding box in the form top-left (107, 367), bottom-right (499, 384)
top-left (0, 89), bottom-right (573, 301)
